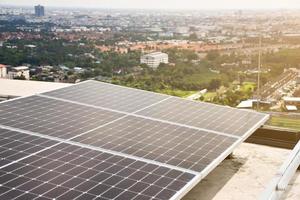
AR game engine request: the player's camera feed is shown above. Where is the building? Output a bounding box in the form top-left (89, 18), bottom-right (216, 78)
top-left (285, 105), bottom-right (298, 111)
top-left (8, 66), bottom-right (30, 80)
top-left (237, 99), bottom-right (272, 110)
top-left (0, 79), bottom-right (71, 98)
top-left (296, 76), bottom-right (300, 85)
top-left (140, 52), bottom-right (168, 68)
top-left (0, 64), bottom-right (7, 78)
top-left (34, 5), bottom-right (45, 17)
top-left (241, 59), bottom-right (252, 65)
top-left (283, 97), bottom-right (300, 108)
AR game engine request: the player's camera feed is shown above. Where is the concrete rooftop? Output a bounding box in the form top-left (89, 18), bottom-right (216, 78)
top-left (183, 143), bottom-right (300, 200)
top-left (0, 79), bottom-right (71, 97)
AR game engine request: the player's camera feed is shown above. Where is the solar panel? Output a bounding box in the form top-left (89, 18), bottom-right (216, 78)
top-left (41, 81), bottom-right (268, 137)
top-left (0, 92), bottom-right (238, 173)
top-left (0, 80), bottom-right (269, 200)
top-left (0, 95), bottom-right (124, 139)
top-left (72, 115), bottom-right (237, 172)
top-left (0, 129), bottom-right (195, 200)
top-left (136, 97), bottom-right (267, 137)
top-left (43, 81), bottom-right (169, 113)
top-left (0, 128), bottom-right (58, 168)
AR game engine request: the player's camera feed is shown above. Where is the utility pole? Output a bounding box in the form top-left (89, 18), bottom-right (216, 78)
top-left (257, 35), bottom-right (262, 111)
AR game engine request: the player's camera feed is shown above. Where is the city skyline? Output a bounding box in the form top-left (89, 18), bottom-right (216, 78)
top-left (2, 0), bottom-right (300, 10)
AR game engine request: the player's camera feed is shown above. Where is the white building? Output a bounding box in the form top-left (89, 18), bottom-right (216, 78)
top-left (0, 64), bottom-right (7, 78)
top-left (8, 66), bottom-right (30, 80)
top-left (140, 52), bottom-right (168, 69)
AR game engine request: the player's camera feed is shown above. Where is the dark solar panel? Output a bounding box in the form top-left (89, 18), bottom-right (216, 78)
top-left (43, 81), bottom-right (169, 113)
top-left (72, 115), bottom-right (237, 172)
top-left (0, 95), bottom-right (124, 139)
top-left (0, 80), bottom-right (269, 200)
top-left (41, 81), bottom-right (267, 137)
top-left (136, 97), bottom-right (268, 136)
top-left (0, 140), bottom-right (195, 200)
top-left (0, 128), bottom-right (58, 168)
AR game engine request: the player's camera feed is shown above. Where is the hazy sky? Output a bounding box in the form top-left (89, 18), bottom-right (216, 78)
top-left (1, 0), bottom-right (300, 10)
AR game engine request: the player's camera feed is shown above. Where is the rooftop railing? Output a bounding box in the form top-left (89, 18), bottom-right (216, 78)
top-left (260, 139), bottom-right (300, 200)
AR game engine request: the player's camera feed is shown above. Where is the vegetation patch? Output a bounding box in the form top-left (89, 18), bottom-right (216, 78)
top-left (267, 115), bottom-right (300, 131)
top-left (156, 89), bottom-right (196, 97)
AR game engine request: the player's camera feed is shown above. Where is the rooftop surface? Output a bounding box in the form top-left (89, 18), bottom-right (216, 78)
top-left (142, 52), bottom-right (168, 57)
top-left (0, 79), bottom-right (71, 97)
top-left (183, 143), bottom-right (300, 200)
top-left (283, 96), bottom-right (300, 102)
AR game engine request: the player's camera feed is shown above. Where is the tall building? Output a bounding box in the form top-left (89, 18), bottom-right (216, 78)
top-left (140, 52), bottom-right (169, 69)
top-left (34, 5), bottom-right (45, 17)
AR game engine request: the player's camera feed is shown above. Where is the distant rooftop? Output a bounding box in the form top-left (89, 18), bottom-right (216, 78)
top-left (142, 52), bottom-right (168, 58)
top-left (0, 79), bottom-right (71, 97)
top-left (237, 99), bottom-right (253, 108)
top-left (286, 105), bottom-right (298, 111)
top-left (12, 66), bottom-right (29, 71)
top-left (237, 99), bottom-right (271, 109)
top-left (283, 97), bottom-right (300, 102)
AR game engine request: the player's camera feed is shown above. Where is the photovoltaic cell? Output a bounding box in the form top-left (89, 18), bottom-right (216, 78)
top-left (72, 115), bottom-right (237, 172)
top-left (0, 80), bottom-right (269, 200)
top-left (43, 81), bottom-right (169, 113)
top-left (0, 128), bottom-right (58, 168)
top-left (0, 95), bottom-right (124, 139)
top-left (136, 97), bottom-right (267, 136)
top-left (0, 140), bottom-right (195, 200)
top-left (41, 81), bottom-right (267, 137)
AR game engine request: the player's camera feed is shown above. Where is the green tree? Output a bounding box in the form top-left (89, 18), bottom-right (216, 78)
top-left (208, 79), bottom-right (222, 90)
top-left (189, 33), bottom-right (198, 41)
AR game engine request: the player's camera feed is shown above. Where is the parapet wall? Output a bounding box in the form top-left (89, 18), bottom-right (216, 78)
top-left (246, 125), bottom-right (300, 149)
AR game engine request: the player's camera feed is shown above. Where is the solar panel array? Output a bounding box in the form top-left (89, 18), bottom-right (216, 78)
top-left (0, 129), bottom-right (58, 168)
top-left (0, 80), bottom-right (269, 200)
top-left (72, 116), bottom-right (237, 172)
top-left (136, 97), bottom-right (265, 136)
top-left (0, 96), bottom-right (124, 139)
top-left (0, 130), bottom-right (194, 200)
top-left (43, 81), bottom-right (168, 113)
